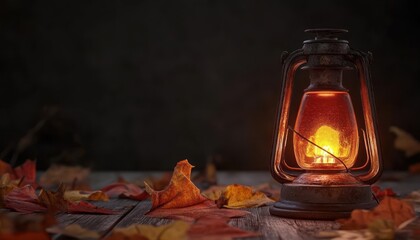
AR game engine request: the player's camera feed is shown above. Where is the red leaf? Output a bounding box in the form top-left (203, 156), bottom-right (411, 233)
top-left (4, 185), bottom-right (46, 213)
top-left (101, 182), bottom-right (149, 201)
top-left (0, 159), bottom-right (37, 187)
top-left (13, 160), bottom-right (36, 185)
top-left (4, 185), bottom-right (115, 214)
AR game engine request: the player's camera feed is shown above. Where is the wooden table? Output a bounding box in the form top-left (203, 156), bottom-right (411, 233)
top-left (52, 171), bottom-right (420, 240)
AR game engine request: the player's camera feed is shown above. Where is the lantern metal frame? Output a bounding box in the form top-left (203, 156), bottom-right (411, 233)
top-left (269, 29), bottom-right (383, 219)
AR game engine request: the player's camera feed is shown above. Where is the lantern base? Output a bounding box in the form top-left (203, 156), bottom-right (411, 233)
top-left (269, 183), bottom-right (377, 220)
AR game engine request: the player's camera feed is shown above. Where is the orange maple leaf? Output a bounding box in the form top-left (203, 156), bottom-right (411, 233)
top-left (145, 159), bottom-right (207, 210)
top-left (338, 197), bottom-right (416, 229)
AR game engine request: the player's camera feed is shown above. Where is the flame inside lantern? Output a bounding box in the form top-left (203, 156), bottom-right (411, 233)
top-left (293, 91), bottom-right (359, 170)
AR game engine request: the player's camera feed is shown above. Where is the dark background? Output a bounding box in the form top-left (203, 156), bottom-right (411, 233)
top-left (1, 0), bottom-right (419, 171)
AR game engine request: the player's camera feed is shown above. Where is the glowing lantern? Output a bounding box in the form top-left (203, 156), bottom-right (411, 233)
top-left (270, 29), bottom-right (382, 219)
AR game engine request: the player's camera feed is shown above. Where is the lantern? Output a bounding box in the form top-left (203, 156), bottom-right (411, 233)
top-left (269, 29), bottom-right (382, 219)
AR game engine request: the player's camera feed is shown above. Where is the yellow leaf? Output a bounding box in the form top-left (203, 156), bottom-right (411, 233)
top-left (217, 184), bottom-right (274, 209)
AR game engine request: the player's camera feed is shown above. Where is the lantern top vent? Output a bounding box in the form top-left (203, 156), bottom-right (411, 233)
top-left (304, 28), bottom-right (349, 44)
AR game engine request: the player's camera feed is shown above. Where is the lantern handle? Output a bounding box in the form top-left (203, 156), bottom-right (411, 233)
top-left (270, 49), bottom-right (306, 183)
top-left (349, 49), bottom-right (383, 184)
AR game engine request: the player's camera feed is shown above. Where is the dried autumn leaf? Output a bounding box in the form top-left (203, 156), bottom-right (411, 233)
top-left (368, 219), bottom-right (395, 240)
top-left (216, 184), bottom-right (274, 209)
top-left (4, 185), bottom-right (47, 213)
top-left (107, 221), bottom-right (190, 240)
top-left (188, 216), bottom-right (260, 240)
top-left (3, 185), bottom-right (114, 214)
top-left (64, 190), bottom-right (109, 202)
top-left (38, 184), bottom-right (68, 212)
top-left (338, 197), bottom-right (416, 230)
top-left (101, 183), bottom-right (148, 201)
top-left (47, 224), bottom-right (100, 239)
top-left (145, 159), bottom-right (207, 210)
top-left (13, 160), bottom-right (36, 186)
top-left (0, 159), bottom-right (37, 187)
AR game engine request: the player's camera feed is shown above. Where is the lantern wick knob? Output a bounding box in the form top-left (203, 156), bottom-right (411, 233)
top-left (305, 28), bottom-right (348, 40)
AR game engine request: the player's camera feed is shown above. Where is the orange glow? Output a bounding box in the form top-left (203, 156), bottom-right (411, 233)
top-left (293, 91), bottom-right (359, 170)
top-left (317, 93), bottom-right (336, 97)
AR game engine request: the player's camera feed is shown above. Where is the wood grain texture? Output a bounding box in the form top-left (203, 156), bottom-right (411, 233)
top-left (229, 207), bottom-right (339, 240)
top-left (49, 171), bottom-right (420, 240)
top-left (54, 199), bottom-right (138, 239)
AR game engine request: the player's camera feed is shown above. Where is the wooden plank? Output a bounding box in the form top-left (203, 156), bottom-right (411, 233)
top-left (229, 207), bottom-right (339, 240)
top-left (54, 199), bottom-right (138, 239)
top-left (109, 200), bottom-right (171, 227)
top-left (107, 200), bottom-right (338, 240)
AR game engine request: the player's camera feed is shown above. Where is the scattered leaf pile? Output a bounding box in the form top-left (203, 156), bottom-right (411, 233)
top-left (338, 197), bottom-right (416, 230)
top-left (145, 159), bottom-right (259, 239)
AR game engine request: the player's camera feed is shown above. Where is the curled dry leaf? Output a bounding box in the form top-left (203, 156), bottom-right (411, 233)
top-left (47, 224), bottom-right (100, 240)
top-left (145, 159), bottom-right (207, 210)
top-left (64, 190), bottom-right (109, 202)
top-left (215, 184), bottom-right (274, 209)
top-left (106, 221), bottom-right (190, 240)
top-left (38, 184), bottom-right (68, 212)
top-left (101, 183), bottom-right (148, 201)
top-left (338, 197), bottom-right (416, 230)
